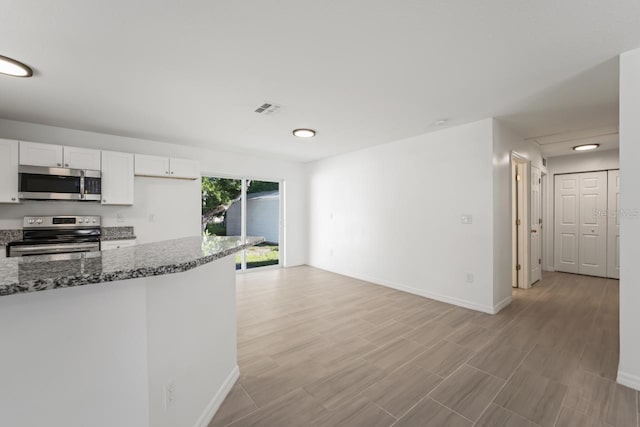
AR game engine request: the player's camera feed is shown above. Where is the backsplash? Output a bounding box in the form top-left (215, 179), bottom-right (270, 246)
top-left (101, 226), bottom-right (136, 241)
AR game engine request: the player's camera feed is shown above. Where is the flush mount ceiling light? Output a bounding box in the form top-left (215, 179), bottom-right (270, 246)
top-left (433, 119), bottom-right (448, 126)
top-left (0, 55), bottom-right (33, 77)
top-left (573, 144), bottom-right (600, 152)
top-left (293, 128), bottom-right (316, 138)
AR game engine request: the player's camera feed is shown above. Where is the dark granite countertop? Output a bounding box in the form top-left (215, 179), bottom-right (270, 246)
top-left (0, 235), bottom-right (264, 297)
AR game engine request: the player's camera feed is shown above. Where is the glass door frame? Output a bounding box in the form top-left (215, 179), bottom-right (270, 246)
top-left (201, 172), bottom-right (284, 272)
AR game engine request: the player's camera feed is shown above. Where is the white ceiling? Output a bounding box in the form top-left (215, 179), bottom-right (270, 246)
top-left (1, 1), bottom-right (639, 162)
top-left (527, 125), bottom-right (619, 158)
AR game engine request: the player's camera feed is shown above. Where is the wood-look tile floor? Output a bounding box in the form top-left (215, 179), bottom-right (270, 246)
top-left (209, 267), bottom-right (638, 427)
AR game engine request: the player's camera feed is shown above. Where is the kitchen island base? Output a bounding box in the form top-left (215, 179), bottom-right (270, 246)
top-left (0, 254), bottom-right (238, 427)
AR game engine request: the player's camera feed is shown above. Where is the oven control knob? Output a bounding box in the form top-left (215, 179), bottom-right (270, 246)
top-left (78, 218), bottom-right (84, 223)
top-left (85, 218), bottom-right (91, 223)
top-left (28, 219), bottom-right (35, 224)
top-left (36, 218), bottom-right (43, 224)
top-left (92, 219), bottom-right (97, 223)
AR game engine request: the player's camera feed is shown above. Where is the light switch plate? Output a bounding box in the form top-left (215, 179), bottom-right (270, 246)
top-left (461, 214), bottom-right (473, 224)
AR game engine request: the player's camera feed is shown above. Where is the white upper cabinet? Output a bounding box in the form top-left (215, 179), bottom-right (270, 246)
top-left (134, 154), bottom-right (170, 177)
top-left (101, 151), bottom-right (134, 205)
top-left (19, 141), bottom-right (100, 170)
top-left (134, 154), bottom-right (199, 179)
top-left (169, 158), bottom-right (200, 179)
top-left (19, 141), bottom-right (63, 167)
top-left (0, 139), bottom-right (19, 204)
top-left (63, 146), bottom-right (101, 170)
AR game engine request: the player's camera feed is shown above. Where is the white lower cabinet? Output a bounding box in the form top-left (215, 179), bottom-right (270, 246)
top-left (101, 239), bottom-right (137, 251)
top-left (101, 151), bottom-right (134, 205)
top-left (0, 139), bottom-right (20, 203)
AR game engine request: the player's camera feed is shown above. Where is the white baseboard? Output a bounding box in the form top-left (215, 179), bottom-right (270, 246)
top-left (617, 370), bottom-right (640, 391)
top-left (194, 365), bottom-right (240, 427)
top-left (311, 264), bottom-right (501, 315)
top-left (492, 295), bottom-right (512, 314)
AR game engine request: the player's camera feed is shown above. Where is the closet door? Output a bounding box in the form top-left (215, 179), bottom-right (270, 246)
top-left (555, 174), bottom-right (580, 274)
top-left (607, 170), bottom-right (620, 279)
top-left (578, 172), bottom-right (608, 277)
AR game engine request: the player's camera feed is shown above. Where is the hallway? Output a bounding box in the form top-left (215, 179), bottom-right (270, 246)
top-left (210, 267), bottom-right (637, 427)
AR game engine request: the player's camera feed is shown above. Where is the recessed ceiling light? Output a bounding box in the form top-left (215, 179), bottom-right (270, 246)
top-left (293, 128), bottom-right (316, 138)
top-left (573, 144), bottom-right (599, 152)
top-left (0, 55), bottom-right (33, 78)
top-left (434, 119), bottom-right (448, 126)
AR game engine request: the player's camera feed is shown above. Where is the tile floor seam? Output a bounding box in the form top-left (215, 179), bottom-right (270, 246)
top-left (474, 342), bottom-right (537, 425)
top-left (552, 278), bottom-right (608, 427)
top-left (372, 401), bottom-right (398, 421)
top-left (387, 354), bottom-right (473, 424)
top-left (239, 383), bottom-right (259, 411)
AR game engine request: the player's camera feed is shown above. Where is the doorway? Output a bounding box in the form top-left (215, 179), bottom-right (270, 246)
top-left (512, 154), bottom-right (529, 288)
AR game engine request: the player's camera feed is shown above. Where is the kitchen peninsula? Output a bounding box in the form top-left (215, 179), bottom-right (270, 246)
top-left (0, 235), bottom-right (263, 427)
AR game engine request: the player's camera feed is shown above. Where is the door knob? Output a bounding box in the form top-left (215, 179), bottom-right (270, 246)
top-left (531, 229), bottom-right (537, 233)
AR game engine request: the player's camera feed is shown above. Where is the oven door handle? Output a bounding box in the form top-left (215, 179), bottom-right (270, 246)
top-left (10, 243), bottom-right (100, 255)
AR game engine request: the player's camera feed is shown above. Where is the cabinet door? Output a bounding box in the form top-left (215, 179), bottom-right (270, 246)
top-left (19, 141), bottom-right (63, 167)
top-left (578, 171), bottom-right (607, 277)
top-left (169, 158), bottom-right (200, 179)
top-left (0, 139), bottom-right (20, 203)
top-left (63, 146), bottom-right (101, 170)
top-left (101, 151), bottom-right (134, 205)
top-left (135, 154), bottom-right (170, 177)
top-left (554, 174), bottom-right (579, 274)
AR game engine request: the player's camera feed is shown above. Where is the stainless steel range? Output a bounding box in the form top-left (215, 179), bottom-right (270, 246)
top-left (6, 216), bottom-right (101, 257)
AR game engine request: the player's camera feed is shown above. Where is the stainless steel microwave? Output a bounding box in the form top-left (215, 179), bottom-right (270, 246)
top-left (18, 165), bottom-right (101, 201)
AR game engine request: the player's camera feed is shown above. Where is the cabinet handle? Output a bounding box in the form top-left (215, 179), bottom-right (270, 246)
top-left (11, 197), bottom-right (16, 201)
top-left (165, 171), bottom-right (169, 174)
top-left (57, 163), bottom-right (61, 167)
top-left (170, 171), bottom-right (174, 174)
top-left (65, 163), bottom-right (69, 167)
top-left (103, 199), bottom-right (107, 203)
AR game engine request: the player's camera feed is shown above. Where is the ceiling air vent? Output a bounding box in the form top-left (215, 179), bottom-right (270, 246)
top-left (254, 103), bottom-right (282, 115)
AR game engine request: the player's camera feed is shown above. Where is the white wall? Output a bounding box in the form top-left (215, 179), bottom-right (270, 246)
top-left (546, 149), bottom-right (619, 175)
top-left (492, 119), bottom-right (545, 306)
top-left (308, 119), bottom-right (498, 312)
top-left (543, 149), bottom-right (620, 270)
top-left (618, 48), bottom-right (640, 391)
top-left (0, 119), bottom-right (306, 266)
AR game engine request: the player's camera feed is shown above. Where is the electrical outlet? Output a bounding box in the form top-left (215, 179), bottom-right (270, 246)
top-left (466, 273), bottom-right (474, 283)
top-left (148, 213), bottom-right (155, 222)
top-left (117, 213), bottom-right (125, 223)
top-left (165, 381), bottom-right (175, 410)
top-left (461, 214), bottom-right (473, 224)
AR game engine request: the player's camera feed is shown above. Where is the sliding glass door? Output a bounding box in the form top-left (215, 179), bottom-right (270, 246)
top-left (246, 180), bottom-right (280, 269)
top-left (202, 176), bottom-right (281, 271)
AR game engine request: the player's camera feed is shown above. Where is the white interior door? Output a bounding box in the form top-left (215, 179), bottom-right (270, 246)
top-left (607, 170), bottom-right (620, 279)
top-left (578, 172), bottom-right (607, 277)
top-left (555, 174), bottom-right (580, 274)
top-left (530, 166), bottom-right (542, 284)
